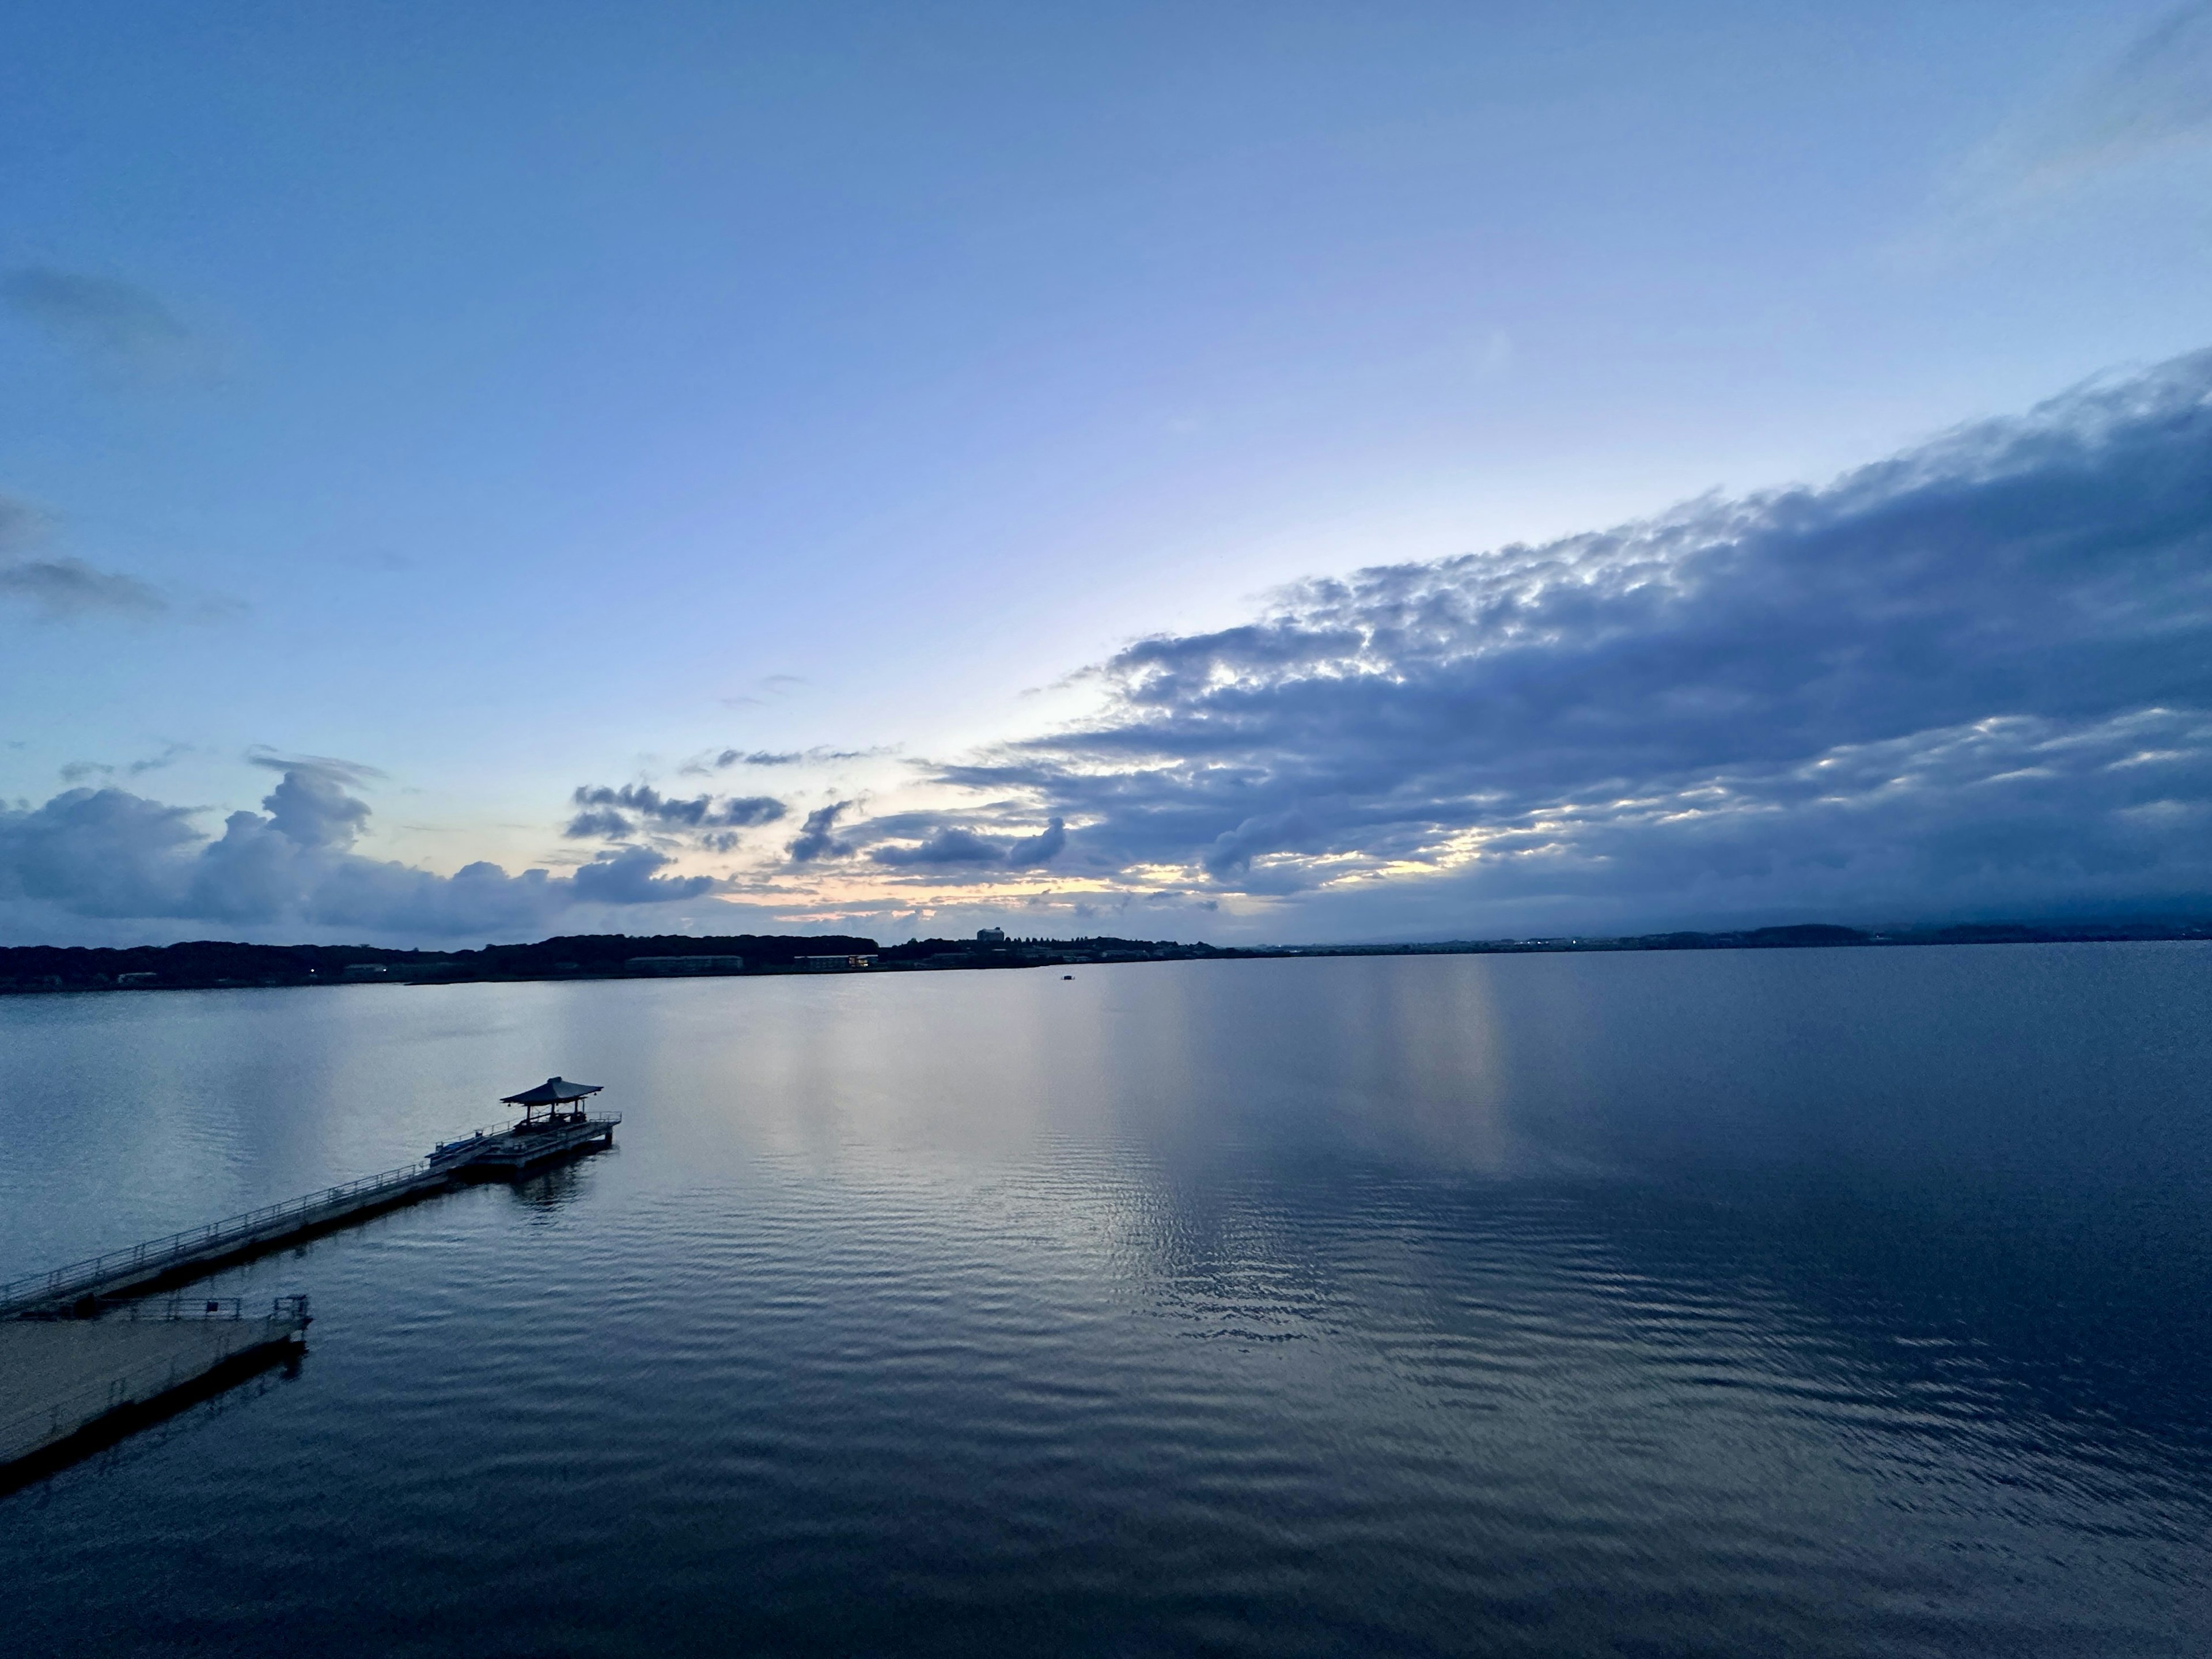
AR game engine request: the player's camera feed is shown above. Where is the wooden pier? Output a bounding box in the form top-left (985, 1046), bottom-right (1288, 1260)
top-left (1, 1077), bottom-right (619, 1488)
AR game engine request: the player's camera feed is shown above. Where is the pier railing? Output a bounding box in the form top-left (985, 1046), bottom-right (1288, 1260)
top-left (107, 1294), bottom-right (313, 1324)
top-left (0, 1161), bottom-right (438, 1316)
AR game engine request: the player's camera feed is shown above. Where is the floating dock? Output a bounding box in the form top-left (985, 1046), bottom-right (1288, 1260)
top-left (0, 1297), bottom-right (310, 1490)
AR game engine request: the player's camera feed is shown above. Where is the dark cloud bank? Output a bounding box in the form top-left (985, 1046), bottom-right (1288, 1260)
top-left (882, 351), bottom-right (2212, 936)
top-left (6, 351), bottom-right (2212, 944)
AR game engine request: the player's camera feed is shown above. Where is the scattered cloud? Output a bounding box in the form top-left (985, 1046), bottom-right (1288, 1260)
top-left (707, 749), bottom-right (804, 770)
top-left (0, 556), bottom-right (167, 619)
top-left (719, 673), bottom-right (807, 709)
top-left (60, 741), bottom-right (194, 786)
top-left (680, 745), bottom-right (880, 774)
top-left (0, 490), bottom-right (169, 620)
top-left (1, 266), bottom-right (202, 378)
top-left (565, 808), bottom-right (635, 839)
top-left (676, 741), bottom-right (895, 782)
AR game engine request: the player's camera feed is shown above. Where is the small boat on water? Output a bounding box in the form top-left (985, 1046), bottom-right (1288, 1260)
top-left (429, 1077), bottom-right (622, 1176)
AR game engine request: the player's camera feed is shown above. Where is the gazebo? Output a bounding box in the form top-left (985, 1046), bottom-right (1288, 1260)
top-left (499, 1076), bottom-right (603, 1130)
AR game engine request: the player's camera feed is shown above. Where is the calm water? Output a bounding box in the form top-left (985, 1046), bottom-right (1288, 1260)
top-left (2, 946), bottom-right (2209, 1656)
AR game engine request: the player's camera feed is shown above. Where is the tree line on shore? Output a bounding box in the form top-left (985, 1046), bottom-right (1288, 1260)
top-left (0, 931), bottom-right (1229, 992)
top-left (2, 917), bottom-right (2206, 995)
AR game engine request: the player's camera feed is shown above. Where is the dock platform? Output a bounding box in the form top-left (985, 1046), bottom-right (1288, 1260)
top-left (430, 1111), bottom-right (622, 1175)
top-left (1, 1297), bottom-right (310, 1488)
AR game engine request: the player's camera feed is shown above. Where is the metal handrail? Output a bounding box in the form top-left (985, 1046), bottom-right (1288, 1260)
top-left (0, 1160), bottom-right (435, 1315)
top-left (107, 1293), bottom-right (309, 1324)
top-left (118, 1297), bottom-right (248, 1321)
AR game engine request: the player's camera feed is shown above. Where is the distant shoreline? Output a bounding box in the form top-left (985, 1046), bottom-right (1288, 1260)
top-left (3, 918), bottom-right (2209, 997)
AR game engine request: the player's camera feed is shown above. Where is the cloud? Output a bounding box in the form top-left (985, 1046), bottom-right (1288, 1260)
top-left (0, 495), bottom-right (46, 550)
top-left (0, 490), bottom-right (169, 620)
top-left (241, 752), bottom-right (384, 849)
top-left (678, 745), bottom-right (880, 775)
top-left (710, 796), bottom-right (786, 826)
top-left (565, 808), bottom-right (634, 839)
top-left (0, 555), bottom-right (166, 619)
top-left (867, 815), bottom-right (1069, 869)
top-left (872, 825), bottom-right (1010, 867)
top-left (1007, 816), bottom-right (1068, 866)
top-left (14, 350), bottom-right (2212, 945)
top-left (569, 844), bottom-right (715, 905)
top-left (719, 673), bottom-right (806, 709)
top-left (928, 349), bottom-right (2212, 933)
top-left (787, 801), bottom-right (854, 863)
top-left (1201, 808), bottom-right (1319, 880)
top-left (566, 782), bottom-right (787, 839)
top-left (246, 749), bottom-right (384, 785)
top-left (710, 749), bottom-right (804, 768)
top-left (260, 767), bottom-right (373, 851)
top-left (0, 767), bottom-right (716, 944)
top-left (60, 743), bottom-right (191, 785)
top-left (1950, 3), bottom-right (2212, 210)
top-left (2, 266), bottom-right (197, 375)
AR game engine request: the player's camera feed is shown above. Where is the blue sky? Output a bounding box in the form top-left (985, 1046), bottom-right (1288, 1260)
top-left (3, 2), bottom-right (2211, 945)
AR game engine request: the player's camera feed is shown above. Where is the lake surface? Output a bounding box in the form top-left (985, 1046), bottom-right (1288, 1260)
top-left (2, 945), bottom-right (2209, 1656)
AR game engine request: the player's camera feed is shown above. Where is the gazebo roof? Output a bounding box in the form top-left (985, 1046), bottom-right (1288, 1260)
top-left (501, 1075), bottom-right (604, 1106)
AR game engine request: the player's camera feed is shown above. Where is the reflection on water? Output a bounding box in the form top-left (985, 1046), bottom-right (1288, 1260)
top-left (1, 945), bottom-right (2208, 1656)
top-left (506, 1158), bottom-right (595, 1215)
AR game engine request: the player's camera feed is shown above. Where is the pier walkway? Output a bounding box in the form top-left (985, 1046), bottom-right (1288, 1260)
top-left (0, 1111), bottom-right (619, 1320)
top-left (0, 1297), bottom-right (310, 1484)
top-left (0, 1161), bottom-right (452, 1319)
